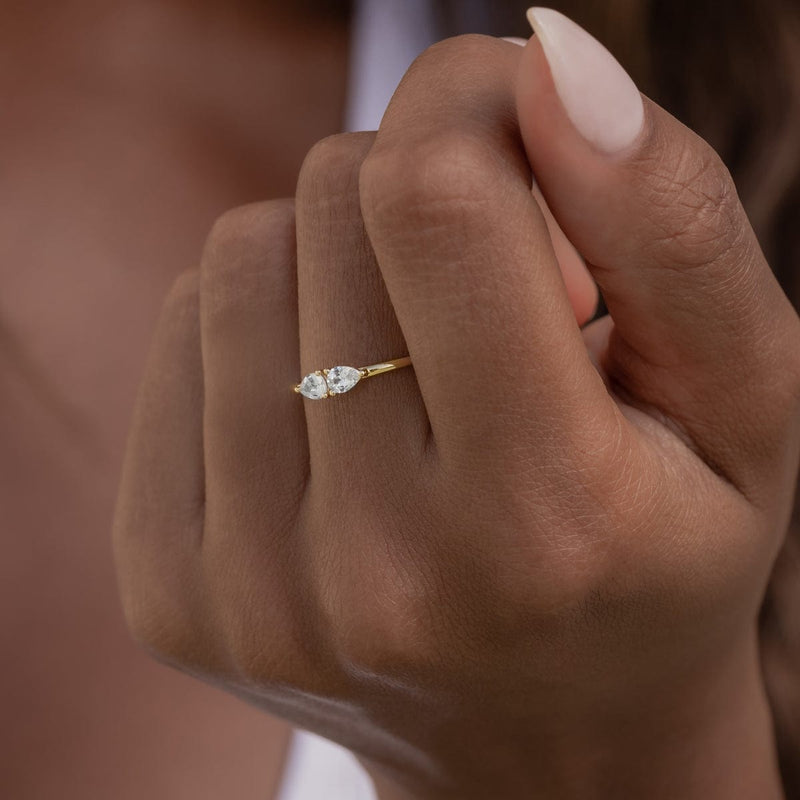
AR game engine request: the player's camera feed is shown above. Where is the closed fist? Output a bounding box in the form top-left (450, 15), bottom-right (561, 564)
top-left (114, 14), bottom-right (800, 800)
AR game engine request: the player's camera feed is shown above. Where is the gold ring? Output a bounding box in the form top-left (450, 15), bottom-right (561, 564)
top-left (294, 357), bottom-right (412, 399)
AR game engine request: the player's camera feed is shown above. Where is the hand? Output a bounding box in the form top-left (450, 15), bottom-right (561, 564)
top-left (113, 12), bottom-right (800, 800)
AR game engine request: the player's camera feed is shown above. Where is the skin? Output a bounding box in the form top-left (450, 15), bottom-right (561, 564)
top-left (0, 0), bottom-right (349, 795)
top-left (114, 32), bottom-right (800, 800)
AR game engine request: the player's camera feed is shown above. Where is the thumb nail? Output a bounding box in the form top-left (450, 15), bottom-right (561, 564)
top-left (526, 7), bottom-right (644, 154)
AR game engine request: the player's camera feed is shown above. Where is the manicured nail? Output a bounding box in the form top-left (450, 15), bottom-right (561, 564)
top-left (526, 7), bottom-right (644, 154)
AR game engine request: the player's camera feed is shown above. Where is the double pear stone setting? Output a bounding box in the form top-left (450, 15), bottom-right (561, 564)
top-left (296, 365), bottom-right (364, 400)
top-left (294, 357), bottom-right (412, 400)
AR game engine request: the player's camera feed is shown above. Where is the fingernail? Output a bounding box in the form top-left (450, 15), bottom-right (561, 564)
top-left (526, 7), bottom-right (644, 154)
top-left (501, 36), bottom-right (528, 46)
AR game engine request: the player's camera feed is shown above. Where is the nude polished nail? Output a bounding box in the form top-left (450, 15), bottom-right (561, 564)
top-left (526, 7), bottom-right (645, 154)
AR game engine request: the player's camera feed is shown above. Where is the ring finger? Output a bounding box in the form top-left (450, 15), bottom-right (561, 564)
top-left (295, 132), bottom-right (430, 482)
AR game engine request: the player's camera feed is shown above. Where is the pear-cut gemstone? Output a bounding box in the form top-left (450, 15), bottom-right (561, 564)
top-left (326, 365), bottom-right (362, 394)
top-left (298, 372), bottom-right (329, 399)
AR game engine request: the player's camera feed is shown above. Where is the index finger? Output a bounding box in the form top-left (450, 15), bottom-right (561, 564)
top-left (359, 35), bottom-right (612, 466)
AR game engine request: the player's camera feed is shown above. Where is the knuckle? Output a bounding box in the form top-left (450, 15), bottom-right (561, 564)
top-left (202, 543), bottom-right (303, 687)
top-left (118, 571), bottom-right (200, 668)
top-left (328, 586), bottom-right (442, 677)
top-left (315, 518), bottom-right (447, 676)
top-left (114, 495), bottom-right (208, 671)
top-left (754, 309), bottom-right (800, 439)
top-left (201, 199), bottom-right (295, 324)
top-left (360, 131), bottom-right (498, 236)
top-left (788, 323), bottom-right (800, 404)
top-left (203, 200), bottom-right (296, 275)
top-left (157, 268), bottom-right (200, 330)
top-left (498, 517), bottom-right (611, 621)
top-left (165, 267), bottom-right (200, 305)
top-left (451, 438), bottom-right (634, 619)
top-left (204, 200), bottom-right (295, 264)
top-left (123, 598), bottom-right (176, 660)
top-left (417, 31), bottom-right (492, 58)
top-left (297, 131), bottom-right (375, 206)
top-left (405, 33), bottom-right (502, 89)
top-left (640, 134), bottom-right (748, 271)
top-left (216, 596), bottom-right (285, 684)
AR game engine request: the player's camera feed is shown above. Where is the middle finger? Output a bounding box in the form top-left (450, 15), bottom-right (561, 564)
top-left (359, 36), bottom-right (612, 467)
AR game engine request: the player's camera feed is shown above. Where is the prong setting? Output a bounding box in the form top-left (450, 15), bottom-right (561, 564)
top-left (297, 371), bottom-right (329, 400)
top-left (295, 357), bottom-right (411, 399)
top-left (325, 366), bottom-right (362, 395)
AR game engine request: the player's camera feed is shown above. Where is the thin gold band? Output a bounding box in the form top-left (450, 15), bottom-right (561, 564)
top-left (294, 357), bottom-right (412, 399)
top-left (359, 356), bottom-right (412, 378)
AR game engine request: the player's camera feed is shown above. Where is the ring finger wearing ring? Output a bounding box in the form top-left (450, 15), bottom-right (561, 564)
top-left (294, 133), bottom-right (429, 471)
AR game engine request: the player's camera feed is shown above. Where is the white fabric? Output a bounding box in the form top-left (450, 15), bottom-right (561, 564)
top-left (276, 1), bottom-right (438, 796)
top-left (344, 0), bottom-right (439, 132)
top-left (274, 730), bottom-right (378, 800)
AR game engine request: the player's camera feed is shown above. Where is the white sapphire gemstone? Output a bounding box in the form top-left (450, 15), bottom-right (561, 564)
top-left (325, 365), bottom-right (362, 394)
top-left (298, 372), bottom-right (329, 399)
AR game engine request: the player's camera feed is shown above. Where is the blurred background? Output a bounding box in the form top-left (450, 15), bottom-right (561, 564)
top-left (1, 1), bottom-right (350, 796)
top-left (1, 0), bottom-right (798, 797)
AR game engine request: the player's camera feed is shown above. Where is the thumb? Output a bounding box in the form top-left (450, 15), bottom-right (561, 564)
top-left (516, 8), bottom-right (800, 496)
